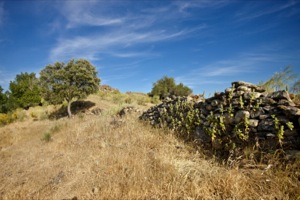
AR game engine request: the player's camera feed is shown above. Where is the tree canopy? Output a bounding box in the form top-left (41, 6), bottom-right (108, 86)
top-left (8, 72), bottom-right (41, 110)
top-left (150, 76), bottom-right (192, 99)
top-left (40, 59), bottom-right (100, 117)
top-left (0, 86), bottom-right (9, 113)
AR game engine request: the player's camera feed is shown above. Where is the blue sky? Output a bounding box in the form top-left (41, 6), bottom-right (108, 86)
top-left (0, 0), bottom-right (300, 95)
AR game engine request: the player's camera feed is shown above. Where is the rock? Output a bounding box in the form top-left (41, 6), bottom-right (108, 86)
top-left (234, 110), bottom-right (250, 123)
top-left (268, 90), bottom-right (293, 101)
top-left (225, 87), bottom-right (234, 94)
top-left (92, 187), bottom-right (99, 194)
top-left (259, 115), bottom-right (269, 120)
top-left (248, 119), bottom-right (259, 127)
top-left (244, 92), bottom-right (261, 100)
top-left (236, 90), bottom-right (245, 96)
top-left (224, 113), bottom-right (234, 124)
top-left (278, 99), bottom-right (295, 106)
top-left (140, 80), bottom-right (300, 161)
top-left (266, 133), bottom-right (276, 138)
top-left (205, 104), bottom-right (213, 111)
top-left (262, 98), bottom-right (277, 105)
top-left (258, 119), bottom-right (275, 132)
top-left (278, 105), bottom-right (300, 116)
top-left (195, 126), bottom-right (211, 143)
top-left (211, 100), bottom-right (219, 107)
top-left (232, 81), bottom-right (266, 92)
top-left (237, 86), bottom-right (252, 92)
top-left (250, 108), bottom-right (265, 118)
top-left (91, 107), bottom-right (102, 115)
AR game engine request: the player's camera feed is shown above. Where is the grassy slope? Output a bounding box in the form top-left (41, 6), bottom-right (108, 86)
top-left (0, 93), bottom-right (299, 199)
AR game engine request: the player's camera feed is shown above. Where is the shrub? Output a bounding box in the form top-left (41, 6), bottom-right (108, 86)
top-left (0, 113), bottom-right (10, 126)
top-left (42, 132), bottom-right (52, 142)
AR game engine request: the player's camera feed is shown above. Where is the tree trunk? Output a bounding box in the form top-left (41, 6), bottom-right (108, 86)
top-left (67, 100), bottom-right (72, 118)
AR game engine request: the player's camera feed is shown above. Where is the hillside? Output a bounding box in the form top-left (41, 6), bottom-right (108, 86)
top-left (0, 92), bottom-right (299, 199)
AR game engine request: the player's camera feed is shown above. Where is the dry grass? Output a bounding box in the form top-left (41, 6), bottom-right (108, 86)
top-left (0, 95), bottom-right (299, 199)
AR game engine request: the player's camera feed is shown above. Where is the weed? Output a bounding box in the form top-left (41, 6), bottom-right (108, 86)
top-left (42, 132), bottom-right (52, 142)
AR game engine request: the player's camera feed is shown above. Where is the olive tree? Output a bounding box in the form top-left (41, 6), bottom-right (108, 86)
top-left (40, 59), bottom-right (100, 118)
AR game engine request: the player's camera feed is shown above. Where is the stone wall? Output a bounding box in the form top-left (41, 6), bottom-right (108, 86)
top-left (140, 81), bottom-right (300, 158)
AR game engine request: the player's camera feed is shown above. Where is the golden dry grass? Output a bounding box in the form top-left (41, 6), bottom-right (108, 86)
top-left (0, 95), bottom-right (299, 199)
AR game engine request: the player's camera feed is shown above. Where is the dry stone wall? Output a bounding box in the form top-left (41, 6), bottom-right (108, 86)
top-left (140, 81), bottom-right (300, 157)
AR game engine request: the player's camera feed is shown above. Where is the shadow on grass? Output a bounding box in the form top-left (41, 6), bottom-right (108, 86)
top-left (49, 100), bottom-right (96, 119)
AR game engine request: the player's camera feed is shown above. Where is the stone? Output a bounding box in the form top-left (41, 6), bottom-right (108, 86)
top-left (211, 99), bottom-right (219, 107)
top-left (278, 105), bottom-right (300, 116)
top-left (250, 108), bottom-right (265, 119)
top-left (224, 113), bottom-right (234, 124)
top-left (231, 81), bottom-right (266, 92)
top-left (259, 115), bottom-right (269, 120)
top-left (234, 110), bottom-right (250, 123)
top-left (236, 91), bottom-right (245, 96)
top-left (231, 98), bottom-right (239, 106)
top-left (244, 92), bottom-right (261, 100)
top-left (205, 104), bottom-right (213, 111)
top-left (248, 119), bottom-right (259, 127)
top-left (266, 133), bottom-right (276, 138)
top-left (268, 90), bottom-right (293, 101)
top-left (278, 99), bottom-right (295, 106)
top-left (262, 98), bottom-right (277, 105)
top-left (225, 87), bottom-right (234, 94)
top-left (258, 119), bottom-right (275, 132)
top-left (194, 126), bottom-right (211, 143)
top-left (91, 107), bottom-right (102, 115)
top-left (237, 86), bottom-right (252, 92)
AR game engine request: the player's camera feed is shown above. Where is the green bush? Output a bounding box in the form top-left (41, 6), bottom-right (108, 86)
top-left (0, 113), bottom-right (10, 126)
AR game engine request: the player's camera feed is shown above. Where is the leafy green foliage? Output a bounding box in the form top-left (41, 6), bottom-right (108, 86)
top-left (150, 76), bottom-right (192, 99)
top-left (8, 72), bottom-right (41, 110)
top-left (0, 86), bottom-right (9, 113)
top-left (40, 59), bottom-right (100, 118)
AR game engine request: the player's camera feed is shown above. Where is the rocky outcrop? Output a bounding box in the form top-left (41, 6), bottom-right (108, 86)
top-left (140, 81), bottom-right (300, 158)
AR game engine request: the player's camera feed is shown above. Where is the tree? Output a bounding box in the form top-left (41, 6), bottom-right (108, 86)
top-left (259, 66), bottom-right (298, 92)
top-left (8, 72), bottom-right (41, 110)
top-left (40, 59), bottom-right (100, 118)
top-left (150, 76), bottom-right (192, 99)
top-left (0, 86), bottom-right (9, 113)
top-left (174, 83), bottom-right (193, 96)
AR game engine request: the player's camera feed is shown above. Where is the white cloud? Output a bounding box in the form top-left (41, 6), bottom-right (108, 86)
top-left (50, 26), bottom-right (203, 61)
top-left (236, 1), bottom-right (298, 22)
top-left (49, 1), bottom-right (207, 61)
top-left (59, 0), bottom-right (124, 28)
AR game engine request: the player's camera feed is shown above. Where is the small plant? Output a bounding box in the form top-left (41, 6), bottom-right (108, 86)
top-left (271, 114), bottom-right (292, 146)
top-left (42, 132), bottom-right (52, 142)
top-left (286, 121), bottom-right (294, 131)
top-left (228, 103), bottom-right (234, 117)
top-left (239, 96), bottom-right (244, 108)
top-left (253, 99), bottom-right (262, 110)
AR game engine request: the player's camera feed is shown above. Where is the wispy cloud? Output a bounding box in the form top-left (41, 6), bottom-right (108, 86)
top-left (48, 1), bottom-right (209, 61)
top-left (0, 2), bottom-right (5, 27)
top-left (175, 50), bottom-right (290, 92)
top-left (236, 1), bottom-right (298, 22)
top-left (50, 28), bottom-right (199, 61)
top-left (59, 1), bottom-right (123, 28)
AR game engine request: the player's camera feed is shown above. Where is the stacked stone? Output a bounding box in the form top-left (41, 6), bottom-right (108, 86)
top-left (139, 96), bottom-right (192, 125)
top-left (140, 81), bottom-right (300, 154)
